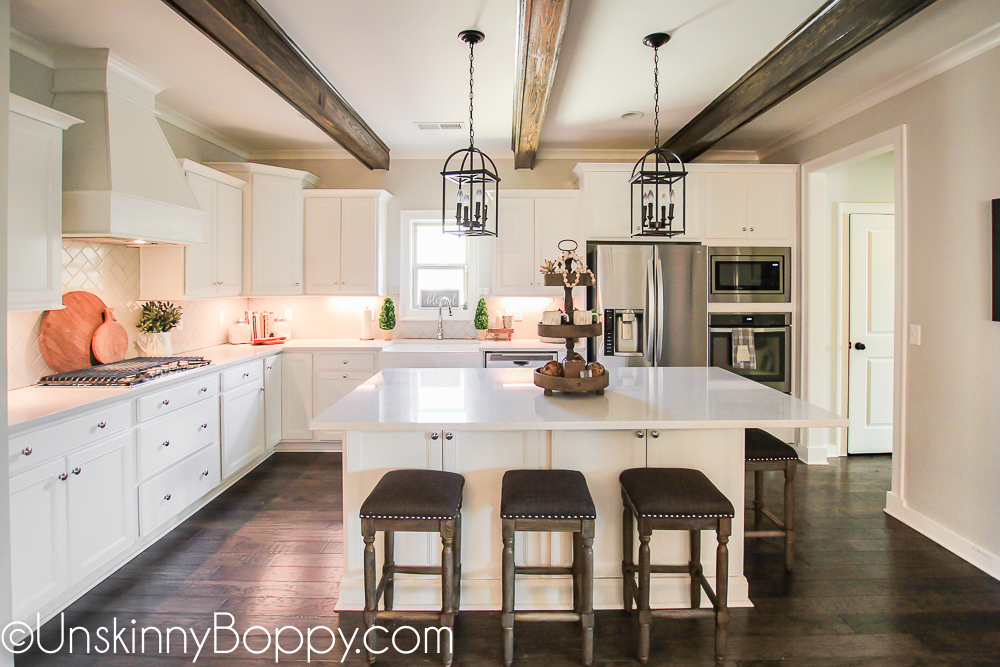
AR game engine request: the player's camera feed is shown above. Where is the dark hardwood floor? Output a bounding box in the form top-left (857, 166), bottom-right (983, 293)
top-left (16, 453), bottom-right (1000, 665)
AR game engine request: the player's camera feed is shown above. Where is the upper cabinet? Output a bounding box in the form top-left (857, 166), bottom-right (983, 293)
top-left (7, 95), bottom-right (82, 311)
top-left (206, 162), bottom-right (319, 296)
top-left (303, 190), bottom-right (392, 296)
top-left (139, 161), bottom-right (246, 300)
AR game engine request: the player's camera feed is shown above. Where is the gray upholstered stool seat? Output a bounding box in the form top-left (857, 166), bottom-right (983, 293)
top-left (745, 428), bottom-right (799, 571)
top-left (619, 468), bottom-right (733, 665)
top-left (361, 469), bottom-right (464, 666)
top-left (500, 469), bottom-right (596, 667)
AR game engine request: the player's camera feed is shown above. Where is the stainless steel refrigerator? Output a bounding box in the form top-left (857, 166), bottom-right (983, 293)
top-left (587, 243), bottom-right (708, 367)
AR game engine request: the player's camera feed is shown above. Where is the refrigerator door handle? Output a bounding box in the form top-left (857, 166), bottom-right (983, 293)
top-left (655, 253), bottom-right (665, 365)
top-left (645, 256), bottom-right (656, 364)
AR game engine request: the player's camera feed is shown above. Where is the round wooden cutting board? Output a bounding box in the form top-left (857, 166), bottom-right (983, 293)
top-left (40, 291), bottom-right (109, 372)
top-left (92, 308), bottom-right (129, 364)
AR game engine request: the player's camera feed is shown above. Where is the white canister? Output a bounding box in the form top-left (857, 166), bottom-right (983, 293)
top-left (228, 319), bottom-right (251, 345)
top-left (273, 318), bottom-right (292, 340)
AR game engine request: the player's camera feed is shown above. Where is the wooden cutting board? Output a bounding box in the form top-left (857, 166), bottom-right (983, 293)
top-left (40, 291), bottom-right (109, 372)
top-left (92, 307), bottom-right (129, 364)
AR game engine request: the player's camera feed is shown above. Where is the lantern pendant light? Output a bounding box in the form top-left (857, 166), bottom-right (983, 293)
top-left (442, 30), bottom-right (499, 237)
top-left (631, 32), bottom-right (687, 238)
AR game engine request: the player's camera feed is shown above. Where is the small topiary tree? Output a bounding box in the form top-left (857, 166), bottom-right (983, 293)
top-left (379, 297), bottom-right (396, 331)
top-left (474, 298), bottom-right (489, 330)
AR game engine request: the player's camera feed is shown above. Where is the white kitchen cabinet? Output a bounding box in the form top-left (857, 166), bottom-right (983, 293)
top-left (221, 376), bottom-right (265, 479)
top-left (281, 352), bottom-right (314, 441)
top-left (493, 191), bottom-right (580, 296)
top-left (206, 162), bottom-right (319, 296)
top-left (138, 442), bottom-right (221, 536)
top-left (303, 190), bottom-right (391, 296)
top-left (264, 355), bottom-right (282, 451)
top-left (747, 171), bottom-right (796, 240)
top-left (138, 161), bottom-right (246, 300)
top-left (703, 168), bottom-right (797, 242)
top-left (7, 95), bottom-right (81, 311)
top-left (314, 371), bottom-right (372, 442)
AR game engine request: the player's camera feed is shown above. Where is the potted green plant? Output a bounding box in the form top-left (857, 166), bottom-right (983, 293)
top-left (136, 300), bottom-right (182, 357)
top-left (474, 298), bottom-right (489, 340)
top-left (378, 297), bottom-right (395, 341)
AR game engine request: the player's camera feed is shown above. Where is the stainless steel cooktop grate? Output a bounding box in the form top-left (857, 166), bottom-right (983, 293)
top-left (38, 357), bottom-right (212, 386)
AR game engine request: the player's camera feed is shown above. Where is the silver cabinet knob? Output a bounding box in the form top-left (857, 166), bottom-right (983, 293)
top-left (343, 360), bottom-right (348, 364)
top-left (163, 440), bottom-right (170, 447)
top-left (97, 421), bottom-right (107, 428)
top-left (161, 399), bottom-right (170, 406)
top-left (342, 374), bottom-right (348, 379)
top-left (202, 470), bottom-right (210, 477)
top-left (200, 423), bottom-right (208, 429)
top-left (58, 473), bottom-right (68, 481)
top-left (749, 228), bottom-right (754, 232)
top-left (71, 467), bottom-right (82, 475)
top-left (294, 282), bottom-right (301, 286)
top-left (636, 431), bottom-right (645, 438)
top-left (445, 432), bottom-right (454, 440)
top-left (650, 431), bottom-right (659, 439)
top-left (742, 227), bottom-right (747, 232)
top-left (243, 372), bottom-right (250, 378)
top-left (21, 447), bottom-right (32, 456)
top-left (200, 386), bottom-right (208, 393)
top-left (430, 432), bottom-right (440, 440)
top-left (164, 494), bottom-right (172, 501)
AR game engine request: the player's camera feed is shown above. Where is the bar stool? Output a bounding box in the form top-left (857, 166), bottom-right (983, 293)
top-left (745, 428), bottom-right (798, 571)
top-left (500, 469), bottom-right (596, 667)
top-left (620, 468), bottom-right (734, 665)
top-left (360, 469), bottom-right (465, 666)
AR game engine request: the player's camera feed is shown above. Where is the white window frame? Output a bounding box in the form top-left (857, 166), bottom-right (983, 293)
top-left (399, 210), bottom-right (481, 321)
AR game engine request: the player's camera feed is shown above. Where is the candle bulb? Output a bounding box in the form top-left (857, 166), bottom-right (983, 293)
top-left (645, 190), bottom-right (654, 222)
top-left (668, 188), bottom-right (675, 222)
top-left (474, 187), bottom-right (482, 222)
top-left (660, 191), bottom-right (667, 227)
top-left (455, 189), bottom-right (464, 224)
top-left (463, 192), bottom-right (470, 224)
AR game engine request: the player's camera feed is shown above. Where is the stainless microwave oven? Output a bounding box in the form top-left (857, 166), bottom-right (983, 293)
top-left (708, 247), bottom-right (790, 303)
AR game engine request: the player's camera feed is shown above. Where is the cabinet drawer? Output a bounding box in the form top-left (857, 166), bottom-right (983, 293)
top-left (138, 442), bottom-right (221, 536)
top-left (314, 352), bottom-right (377, 371)
top-left (221, 360), bottom-right (264, 391)
top-left (136, 399), bottom-right (220, 481)
top-left (137, 374), bottom-right (220, 422)
top-left (10, 401), bottom-right (132, 475)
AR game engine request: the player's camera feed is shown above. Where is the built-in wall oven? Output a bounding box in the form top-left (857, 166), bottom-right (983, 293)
top-left (708, 247), bottom-right (790, 303)
top-left (708, 313), bottom-right (791, 393)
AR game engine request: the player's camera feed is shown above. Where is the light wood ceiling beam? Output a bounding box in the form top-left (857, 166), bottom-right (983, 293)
top-left (512, 0), bottom-right (572, 170)
top-left (161, 0), bottom-right (390, 170)
top-left (663, 0), bottom-right (938, 162)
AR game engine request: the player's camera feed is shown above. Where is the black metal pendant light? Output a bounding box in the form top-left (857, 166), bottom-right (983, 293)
top-left (442, 30), bottom-right (499, 238)
top-left (631, 32), bottom-right (686, 238)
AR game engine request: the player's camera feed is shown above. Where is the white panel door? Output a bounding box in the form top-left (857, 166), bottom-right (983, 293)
top-left (281, 353), bottom-right (314, 441)
top-left (264, 355), bottom-right (283, 450)
top-left (848, 213), bottom-right (895, 454)
top-left (535, 197), bottom-right (580, 295)
top-left (184, 171), bottom-right (217, 298)
top-left (222, 381), bottom-right (266, 478)
top-left (215, 182), bottom-right (244, 296)
top-left (494, 198), bottom-right (536, 295)
top-left (9, 458), bottom-right (69, 620)
top-left (340, 197), bottom-right (379, 294)
top-left (250, 173), bottom-right (304, 295)
top-left (703, 172), bottom-right (748, 239)
top-left (747, 172), bottom-right (795, 240)
top-left (303, 196), bottom-right (343, 294)
top-left (66, 433), bottom-right (137, 583)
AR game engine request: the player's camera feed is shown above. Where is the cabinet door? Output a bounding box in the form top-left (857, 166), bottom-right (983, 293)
top-left (222, 381), bottom-right (265, 479)
top-left (66, 433), bottom-right (136, 584)
top-left (8, 112), bottom-right (63, 310)
top-left (250, 173), bottom-right (304, 295)
top-left (184, 171), bottom-right (218, 298)
top-left (586, 171), bottom-right (631, 239)
top-left (215, 182), bottom-right (244, 295)
top-left (281, 353), bottom-right (314, 441)
top-left (314, 371), bottom-right (372, 442)
top-left (264, 355), bottom-right (282, 451)
top-left (747, 171), bottom-right (796, 241)
top-left (535, 197), bottom-right (580, 295)
top-left (9, 458), bottom-right (69, 620)
top-left (303, 197), bottom-right (342, 294)
top-left (339, 197), bottom-right (379, 294)
top-left (703, 172), bottom-right (748, 239)
top-left (494, 198), bottom-right (536, 295)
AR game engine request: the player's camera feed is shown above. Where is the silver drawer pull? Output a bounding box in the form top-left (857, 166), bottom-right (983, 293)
top-left (200, 423), bottom-right (208, 429)
top-left (650, 431), bottom-right (659, 439)
top-left (162, 440), bottom-right (170, 447)
top-left (342, 374), bottom-right (348, 379)
top-left (243, 372), bottom-right (250, 378)
top-left (636, 431), bottom-right (645, 438)
top-left (201, 470), bottom-right (210, 477)
top-left (72, 467), bottom-right (82, 475)
top-left (164, 494), bottom-right (172, 501)
top-left (200, 386), bottom-right (208, 393)
top-left (57, 472), bottom-right (68, 481)
top-left (161, 399), bottom-right (170, 406)
top-left (21, 447), bottom-right (32, 456)
top-left (445, 432), bottom-right (454, 440)
top-left (97, 421), bottom-right (107, 429)
top-left (343, 360), bottom-right (348, 365)
top-left (430, 432), bottom-right (439, 440)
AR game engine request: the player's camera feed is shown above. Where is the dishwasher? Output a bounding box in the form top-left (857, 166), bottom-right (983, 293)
top-left (484, 351), bottom-right (559, 369)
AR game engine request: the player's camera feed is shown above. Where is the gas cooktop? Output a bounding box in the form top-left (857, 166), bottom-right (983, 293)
top-left (38, 357), bottom-right (212, 387)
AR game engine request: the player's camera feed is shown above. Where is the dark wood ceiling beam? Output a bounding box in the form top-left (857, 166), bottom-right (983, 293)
top-left (161, 0), bottom-right (389, 170)
top-left (512, 0), bottom-right (572, 170)
top-left (663, 0), bottom-right (938, 162)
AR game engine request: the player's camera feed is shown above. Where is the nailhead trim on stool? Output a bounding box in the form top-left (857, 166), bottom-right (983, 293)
top-left (745, 428), bottom-right (798, 572)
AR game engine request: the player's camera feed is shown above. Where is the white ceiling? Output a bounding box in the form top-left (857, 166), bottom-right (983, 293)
top-left (10, 0), bottom-right (1000, 162)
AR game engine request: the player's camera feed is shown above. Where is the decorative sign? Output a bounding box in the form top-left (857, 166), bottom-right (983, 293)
top-left (420, 290), bottom-right (461, 309)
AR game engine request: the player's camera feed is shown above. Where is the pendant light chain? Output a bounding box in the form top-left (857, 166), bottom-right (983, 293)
top-left (469, 40), bottom-right (475, 148)
top-left (653, 46), bottom-right (660, 147)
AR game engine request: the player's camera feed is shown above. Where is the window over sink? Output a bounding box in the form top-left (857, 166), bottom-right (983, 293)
top-left (400, 210), bottom-right (482, 321)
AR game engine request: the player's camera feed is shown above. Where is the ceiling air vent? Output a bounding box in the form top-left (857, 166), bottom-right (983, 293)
top-left (415, 122), bottom-right (464, 130)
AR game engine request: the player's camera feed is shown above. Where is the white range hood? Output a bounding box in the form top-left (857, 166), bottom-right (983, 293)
top-left (52, 49), bottom-right (207, 245)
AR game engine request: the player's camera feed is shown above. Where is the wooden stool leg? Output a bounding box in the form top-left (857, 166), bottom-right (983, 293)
top-left (501, 519), bottom-right (515, 667)
top-left (382, 531), bottom-right (394, 611)
top-left (689, 529), bottom-right (702, 609)
top-left (441, 521), bottom-right (455, 667)
top-left (573, 530), bottom-right (583, 614)
top-left (581, 521), bottom-right (595, 667)
top-left (362, 520), bottom-right (378, 665)
top-left (453, 512), bottom-right (463, 611)
top-left (637, 528), bottom-right (652, 665)
top-left (784, 460), bottom-right (797, 572)
top-left (622, 502), bottom-right (634, 613)
top-left (715, 518), bottom-right (731, 666)
top-left (753, 469), bottom-right (765, 529)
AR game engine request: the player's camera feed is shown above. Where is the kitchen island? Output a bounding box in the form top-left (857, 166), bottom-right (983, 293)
top-left (310, 367), bottom-right (846, 612)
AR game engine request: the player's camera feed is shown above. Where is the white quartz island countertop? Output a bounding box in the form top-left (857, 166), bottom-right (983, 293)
top-left (310, 366), bottom-right (847, 432)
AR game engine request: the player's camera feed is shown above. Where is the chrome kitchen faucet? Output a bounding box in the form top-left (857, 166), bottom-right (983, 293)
top-left (437, 296), bottom-right (453, 340)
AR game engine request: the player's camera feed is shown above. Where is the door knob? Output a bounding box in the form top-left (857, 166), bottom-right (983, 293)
top-left (854, 342), bottom-right (866, 351)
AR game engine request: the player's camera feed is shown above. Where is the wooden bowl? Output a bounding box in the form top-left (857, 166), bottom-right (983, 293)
top-left (536, 323), bottom-right (602, 339)
top-left (534, 369), bottom-right (610, 396)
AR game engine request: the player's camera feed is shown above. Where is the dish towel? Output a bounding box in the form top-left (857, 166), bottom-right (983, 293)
top-left (732, 328), bottom-right (757, 370)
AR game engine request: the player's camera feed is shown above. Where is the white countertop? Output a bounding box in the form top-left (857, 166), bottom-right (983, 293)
top-left (283, 337), bottom-right (562, 351)
top-left (309, 367), bottom-right (848, 432)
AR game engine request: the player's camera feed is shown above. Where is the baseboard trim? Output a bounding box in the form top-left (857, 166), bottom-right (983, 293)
top-left (885, 492), bottom-right (1000, 581)
top-left (793, 441), bottom-right (831, 465)
top-left (826, 444), bottom-right (842, 458)
top-left (275, 441), bottom-right (342, 452)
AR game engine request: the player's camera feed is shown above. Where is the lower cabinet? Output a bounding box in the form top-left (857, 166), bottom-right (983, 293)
top-left (281, 352), bottom-right (314, 441)
top-left (222, 378), bottom-right (266, 478)
top-left (138, 442), bottom-right (222, 535)
top-left (280, 351), bottom-right (377, 444)
top-left (313, 371), bottom-right (372, 441)
top-left (264, 355), bottom-right (282, 451)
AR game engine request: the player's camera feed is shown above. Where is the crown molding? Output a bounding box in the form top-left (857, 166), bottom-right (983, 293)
top-left (759, 21), bottom-right (1000, 160)
top-left (10, 29), bottom-right (55, 68)
top-left (156, 104), bottom-right (252, 160)
top-left (694, 149), bottom-right (760, 164)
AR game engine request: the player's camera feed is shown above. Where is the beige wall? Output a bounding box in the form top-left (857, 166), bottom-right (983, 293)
top-left (767, 47), bottom-right (1000, 563)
